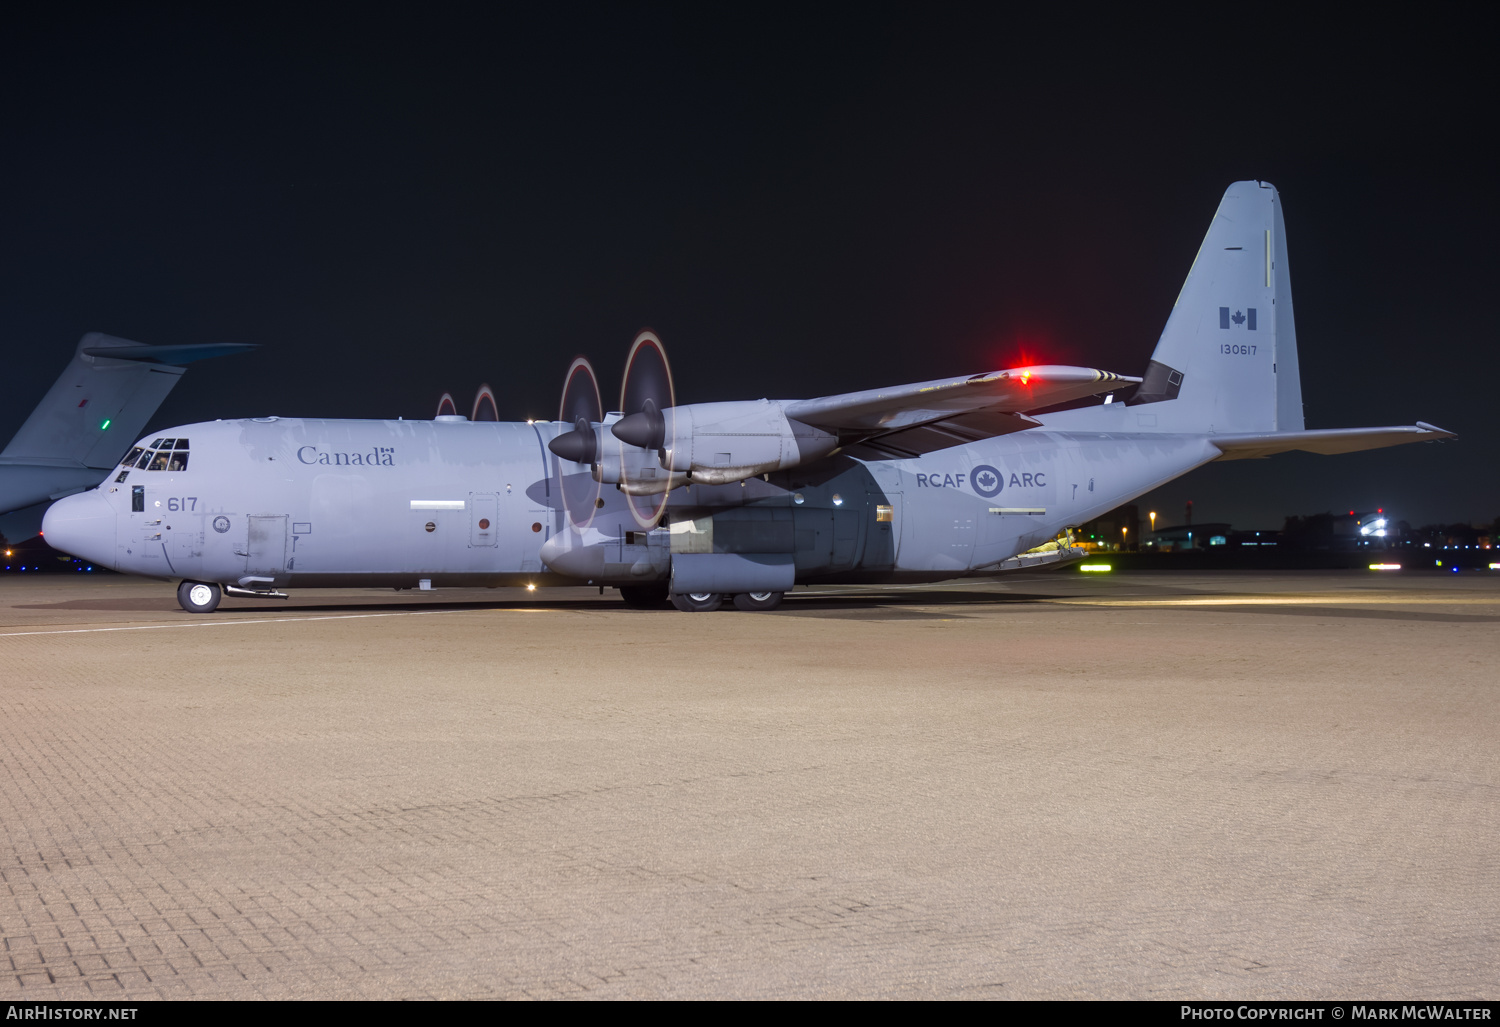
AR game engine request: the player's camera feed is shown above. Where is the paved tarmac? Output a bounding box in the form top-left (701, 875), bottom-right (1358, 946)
top-left (1, 570), bottom-right (1496, 1000)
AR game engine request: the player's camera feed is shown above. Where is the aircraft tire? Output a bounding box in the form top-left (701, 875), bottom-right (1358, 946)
top-left (177, 580), bottom-right (222, 614)
top-left (619, 584), bottom-right (670, 609)
top-left (732, 591), bottom-right (783, 612)
top-left (670, 591), bottom-right (723, 613)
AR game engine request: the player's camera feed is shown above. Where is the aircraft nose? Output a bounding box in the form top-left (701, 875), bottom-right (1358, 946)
top-left (42, 491), bottom-right (117, 568)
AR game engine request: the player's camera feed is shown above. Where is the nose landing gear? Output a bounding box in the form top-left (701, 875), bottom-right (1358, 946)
top-left (176, 580), bottom-right (222, 614)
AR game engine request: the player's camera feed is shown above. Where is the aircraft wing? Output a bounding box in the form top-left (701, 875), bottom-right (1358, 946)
top-left (1210, 422), bottom-right (1455, 461)
top-left (783, 365), bottom-right (1139, 445)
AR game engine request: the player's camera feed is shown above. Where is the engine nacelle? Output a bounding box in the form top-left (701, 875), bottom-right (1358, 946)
top-left (591, 420), bottom-right (672, 488)
top-left (656, 400), bottom-right (838, 485)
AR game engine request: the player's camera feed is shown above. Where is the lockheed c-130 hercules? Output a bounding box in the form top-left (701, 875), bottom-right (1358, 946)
top-left (43, 182), bottom-right (1453, 613)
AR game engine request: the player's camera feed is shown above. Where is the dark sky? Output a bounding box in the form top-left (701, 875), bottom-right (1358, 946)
top-left (2, 9), bottom-right (1492, 528)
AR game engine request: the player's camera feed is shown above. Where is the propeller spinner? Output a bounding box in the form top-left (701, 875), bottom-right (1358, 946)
top-left (550, 357), bottom-right (605, 530)
top-left (617, 329), bottom-right (676, 528)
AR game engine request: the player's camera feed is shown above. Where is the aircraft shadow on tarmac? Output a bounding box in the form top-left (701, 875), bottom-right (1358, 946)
top-left (10, 589), bottom-right (1064, 618)
top-left (14, 591), bottom-right (1496, 623)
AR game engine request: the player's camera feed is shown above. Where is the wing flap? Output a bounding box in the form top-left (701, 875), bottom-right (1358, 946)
top-left (784, 365), bottom-right (1138, 435)
top-left (846, 410), bottom-right (1043, 458)
top-left (1211, 422), bottom-right (1455, 461)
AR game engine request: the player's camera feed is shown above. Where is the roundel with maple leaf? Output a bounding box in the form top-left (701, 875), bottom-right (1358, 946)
top-left (971, 464), bottom-right (1003, 498)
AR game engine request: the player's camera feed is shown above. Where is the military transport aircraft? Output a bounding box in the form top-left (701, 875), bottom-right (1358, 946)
top-left (42, 182), bottom-right (1452, 613)
top-left (0, 333), bottom-right (252, 540)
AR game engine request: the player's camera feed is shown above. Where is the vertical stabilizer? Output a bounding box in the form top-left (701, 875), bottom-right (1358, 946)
top-left (1, 334), bottom-right (185, 468)
top-left (1130, 181), bottom-right (1304, 432)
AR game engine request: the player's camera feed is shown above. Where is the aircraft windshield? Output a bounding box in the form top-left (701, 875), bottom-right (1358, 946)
top-left (130, 439), bottom-right (190, 472)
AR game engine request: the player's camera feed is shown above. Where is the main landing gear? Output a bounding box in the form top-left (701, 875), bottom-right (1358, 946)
top-left (668, 591), bottom-right (784, 612)
top-left (177, 580), bottom-right (222, 614)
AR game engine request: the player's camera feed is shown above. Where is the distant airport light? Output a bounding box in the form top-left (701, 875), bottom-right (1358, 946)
top-left (1079, 564), bottom-right (1112, 572)
top-left (1489, 563), bottom-right (1500, 570)
top-left (1369, 563), bottom-right (1401, 571)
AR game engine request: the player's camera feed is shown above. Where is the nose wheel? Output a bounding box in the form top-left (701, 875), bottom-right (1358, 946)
top-left (177, 580), bottom-right (222, 614)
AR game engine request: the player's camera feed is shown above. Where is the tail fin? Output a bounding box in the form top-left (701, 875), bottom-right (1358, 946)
top-left (1, 333), bottom-right (255, 472)
top-left (1130, 181), bottom-right (1303, 433)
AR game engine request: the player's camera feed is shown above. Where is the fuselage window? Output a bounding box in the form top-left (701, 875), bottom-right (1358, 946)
top-left (131, 485), bottom-right (144, 512)
top-left (148, 451), bottom-right (170, 471)
top-left (122, 447), bottom-right (145, 467)
top-left (167, 452), bottom-right (189, 471)
top-left (150, 439), bottom-right (165, 449)
top-left (115, 470), bottom-right (130, 483)
top-left (135, 450), bottom-right (154, 469)
top-left (174, 439), bottom-right (190, 450)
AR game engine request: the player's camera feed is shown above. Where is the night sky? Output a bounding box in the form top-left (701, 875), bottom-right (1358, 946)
top-left (3, 10), bottom-right (1491, 529)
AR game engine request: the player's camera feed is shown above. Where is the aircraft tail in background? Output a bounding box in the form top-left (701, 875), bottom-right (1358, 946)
top-left (0, 332), bottom-right (254, 530)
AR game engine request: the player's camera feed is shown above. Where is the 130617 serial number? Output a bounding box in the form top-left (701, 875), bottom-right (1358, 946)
top-left (1220, 344), bottom-right (1257, 356)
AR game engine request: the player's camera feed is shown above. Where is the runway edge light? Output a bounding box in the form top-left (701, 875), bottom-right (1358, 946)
top-left (1079, 564), bottom-right (1112, 572)
top-left (1369, 563), bottom-right (1401, 571)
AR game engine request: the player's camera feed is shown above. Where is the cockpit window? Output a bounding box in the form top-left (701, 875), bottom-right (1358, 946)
top-left (131, 437), bottom-right (190, 471)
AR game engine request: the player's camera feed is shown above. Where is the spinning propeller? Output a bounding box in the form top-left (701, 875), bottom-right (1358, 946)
top-left (616, 330), bottom-right (676, 528)
top-left (553, 357), bottom-right (604, 530)
top-left (546, 329), bottom-right (680, 531)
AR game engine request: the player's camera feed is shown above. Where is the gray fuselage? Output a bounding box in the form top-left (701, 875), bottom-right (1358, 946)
top-left (50, 412), bottom-right (1215, 589)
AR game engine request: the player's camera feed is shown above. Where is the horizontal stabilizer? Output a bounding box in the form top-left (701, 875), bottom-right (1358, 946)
top-left (1211, 422), bottom-right (1455, 461)
top-left (81, 341), bottom-right (257, 364)
top-left (785, 365), bottom-right (1139, 438)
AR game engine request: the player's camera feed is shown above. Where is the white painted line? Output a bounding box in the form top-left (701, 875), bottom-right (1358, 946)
top-left (0, 606), bottom-right (546, 638)
top-left (410, 500), bottom-right (466, 510)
